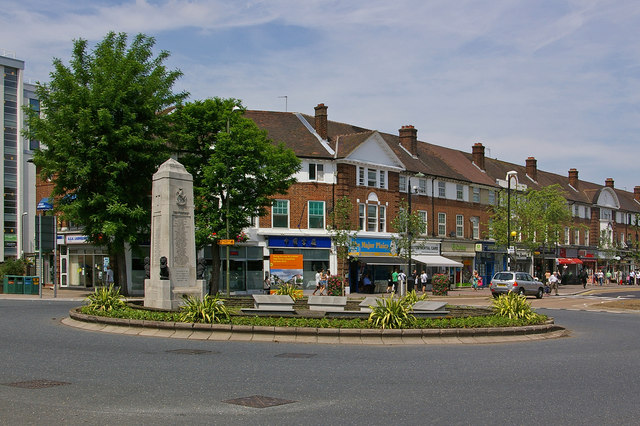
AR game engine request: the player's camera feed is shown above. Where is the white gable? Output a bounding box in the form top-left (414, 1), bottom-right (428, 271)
top-left (597, 188), bottom-right (620, 209)
top-left (346, 132), bottom-right (404, 170)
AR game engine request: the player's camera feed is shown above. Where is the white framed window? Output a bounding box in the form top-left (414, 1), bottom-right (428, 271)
top-left (564, 226), bottom-right (570, 245)
top-left (417, 178), bottom-right (427, 195)
top-left (308, 201), bottom-right (325, 229)
top-left (488, 190), bottom-right (495, 205)
top-left (473, 187), bottom-right (480, 203)
top-left (399, 175), bottom-right (407, 192)
top-left (379, 171), bottom-right (386, 189)
top-left (438, 213), bottom-right (446, 236)
top-left (359, 202), bottom-right (385, 232)
top-left (357, 166), bottom-right (387, 189)
top-left (471, 217), bottom-right (480, 239)
top-left (438, 181), bottom-right (446, 198)
top-left (359, 203), bottom-right (365, 230)
top-left (358, 167), bottom-right (365, 186)
top-left (600, 208), bottom-right (612, 220)
top-left (367, 169), bottom-right (377, 187)
top-left (367, 204), bottom-right (378, 232)
top-left (418, 211), bottom-right (427, 235)
top-left (585, 229), bottom-right (590, 246)
top-left (309, 163), bottom-right (324, 181)
top-left (456, 214), bottom-right (464, 237)
top-left (272, 200), bottom-right (289, 228)
top-left (574, 229), bottom-right (580, 246)
top-left (456, 184), bottom-right (464, 200)
top-left (379, 205), bottom-right (386, 232)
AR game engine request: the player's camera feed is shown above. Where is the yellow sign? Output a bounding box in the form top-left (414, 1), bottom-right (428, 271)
top-left (218, 239), bottom-right (235, 245)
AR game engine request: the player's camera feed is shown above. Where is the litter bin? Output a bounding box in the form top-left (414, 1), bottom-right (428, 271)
top-left (13, 276), bottom-right (24, 294)
top-left (30, 276), bottom-right (40, 295)
top-left (3, 276), bottom-right (14, 294)
top-left (24, 276), bottom-right (33, 295)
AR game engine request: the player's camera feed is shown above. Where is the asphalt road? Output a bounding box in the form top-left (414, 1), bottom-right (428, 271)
top-left (1, 299), bottom-right (640, 425)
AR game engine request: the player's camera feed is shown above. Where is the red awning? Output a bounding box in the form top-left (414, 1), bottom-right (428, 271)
top-left (557, 258), bottom-right (583, 265)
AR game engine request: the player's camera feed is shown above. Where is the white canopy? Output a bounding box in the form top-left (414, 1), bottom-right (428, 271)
top-left (412, 255), bottom-right (463, 267)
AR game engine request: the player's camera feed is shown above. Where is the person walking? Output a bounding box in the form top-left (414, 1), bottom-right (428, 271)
top-left (548, 271), bottom-right (560, 296)
top-left (105, 265), bottom-right (114, 287)
top-left (312, 269), bottom-right (322, 295)
top-left (420, 270), bottom-right (428, 293)
top-left (472, 270), bottom-right (480, 291)
top-left (388, 269), bottom-right (398, 293)
top-left (398, 269), bottom-right (406, 296)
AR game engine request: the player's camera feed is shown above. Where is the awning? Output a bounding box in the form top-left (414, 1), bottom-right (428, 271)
top-left (37, 197), bottom-right (53, 211)
top-left (357, 256), bottom-right (404, 266)
top-left (557, 258), bottom-right (583, 265)
top-left (413, 255), bottom-right (463, 267)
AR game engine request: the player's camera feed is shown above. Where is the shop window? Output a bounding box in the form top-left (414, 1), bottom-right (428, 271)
top-left (308, 201), bottom-right (325, 229)
top-left (272, 200), bottom-right (289, 228)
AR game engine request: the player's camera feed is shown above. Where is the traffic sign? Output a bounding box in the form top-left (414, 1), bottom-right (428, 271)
top-left (218, 239), bottom-right (235, 245)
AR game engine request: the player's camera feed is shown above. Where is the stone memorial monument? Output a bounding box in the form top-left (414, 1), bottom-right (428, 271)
top-left (144, 158), bottom-right (206, 309)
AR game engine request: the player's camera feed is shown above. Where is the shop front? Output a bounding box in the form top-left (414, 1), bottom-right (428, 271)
top-left (474, 242), bottom-right (499, 287)
top-left (440, 241), bottom-right (476, 284)
top-left (349, 237), bottom-right (400, 293)
top-left (60, 235), bottom-right (109, 288)
top-left (267, 236), bottom-right (331, 291)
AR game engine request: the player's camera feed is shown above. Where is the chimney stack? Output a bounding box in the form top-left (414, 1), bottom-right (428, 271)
top-left (568, 168), bottom-right (579, 188)
top-left (472, 143), bottom-right (485, 171)
top-left (605, 178), bottom-right (614, 188)
top-left (634, 186), bottom-right (640, 201)
top-left (399, 125), bottom-right (418, 156)
top-left (314, 103), bottom-right (328, 140)
top-left (525, 157), bottom-right (537, 181)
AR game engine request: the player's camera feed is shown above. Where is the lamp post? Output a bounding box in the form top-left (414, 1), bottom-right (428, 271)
top-left (225, 105), bottom-right (241, 297)
top-left (21, 211), bottom-right (27, 258)
top-left (406, 172), bottom-right (424, 296)
top-left (506, 171), bottom-right (518, 271)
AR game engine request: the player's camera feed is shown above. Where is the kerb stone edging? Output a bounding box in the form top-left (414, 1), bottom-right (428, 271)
top-left (67, 308), bottom-right (567, 345)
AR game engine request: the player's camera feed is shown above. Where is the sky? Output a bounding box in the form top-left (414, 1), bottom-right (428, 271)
top-left (2, 0), bottom-right (640, 191)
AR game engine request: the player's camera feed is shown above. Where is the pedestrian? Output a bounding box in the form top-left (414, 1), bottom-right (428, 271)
top-left (105, 265), bottom-right (114, 287)
top-left (580, 269), bottom-right (587, 289)
top-left (407, 269), bottom-right (416, 292)
top-left (319, 269), bottom-right (328, 295)
top-left (548, 271), bottom-right (560, 296)
top-left (388, 269), bottom-right (398, 293)
top-left (263, 272), bottom-right (271, 294)
top-left (398, 269), bottom-right (406, 296)
top-left (544, 270), bottom-right (551, 284)
top-left (472, 270), bottom-right (480, 291)
top-left (420, 270), bottom-right (428, 293)
top-left (312, 269), bottom-right (322, 295)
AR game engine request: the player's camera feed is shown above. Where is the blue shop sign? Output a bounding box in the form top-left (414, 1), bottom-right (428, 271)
top-left (268, 236), bottom-right (331, 249)
top-left (350, 238), bottom-right (395, 256)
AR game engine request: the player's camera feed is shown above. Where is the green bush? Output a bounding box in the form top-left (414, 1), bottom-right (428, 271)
top-left (492, 292), bottom-right (538, 320)
top-left (179, 294), bottom-right (231, 324)
top-left (431, 273), bottom-right (449, 296)
top-left (85, 285), bottom-right (126, 312)
top-left (405, 289), bottom-right (428, 305)
top-left (327, 275), bottom-right (346, 296)
top-left (274, 283), bottom-right (302, 300)
top-left (0, 258), bottom-right (27, 280)
top-left (368, 296), bottom-right (415, 329)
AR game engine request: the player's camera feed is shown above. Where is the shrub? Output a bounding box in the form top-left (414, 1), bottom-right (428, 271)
top-left (404, 289), bottom-right (428, 305)
top-left (0, 258), bottom-right (27, 280)
top-left (431, 273), bottom-right (449, 296)
top-left (368, 295), bottom-right (415, 329)
top-left (274, 283), bottom-right (302, 300)
top-left (179, 294), bottom-right (231, 324)
top-left (492, 292), bottom-right (538, 320)
top-left (85, 285), bottom-right (126, 312)
top-left (327, 275), bottom-right (346, 296)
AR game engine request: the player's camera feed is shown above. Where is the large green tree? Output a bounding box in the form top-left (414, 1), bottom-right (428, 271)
top-left (169, 98), bottom-right (300, 294)
top-left (25, 32), bottom-right (187, 294)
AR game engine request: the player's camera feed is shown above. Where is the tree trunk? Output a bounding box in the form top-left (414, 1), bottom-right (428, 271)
top-left (110, 247), bottom-right (129, 296)
top-left (209, 243), bottom-right (221, 295)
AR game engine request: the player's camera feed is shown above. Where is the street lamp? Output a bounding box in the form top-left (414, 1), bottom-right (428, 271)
top-left (506, 171), bottom-right (518, 271)
top-left (225, 105), bottom-right (241, 297)
top-left (406, 172), bottom-right (425, 296)
top-left (21, 211), bottom-right (27, 258)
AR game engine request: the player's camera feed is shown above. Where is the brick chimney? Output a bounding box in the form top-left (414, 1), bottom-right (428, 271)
top-left (399, 125), bottom-right (418, 156)
top-left (605, 178), bottom-right (614, 188)
top-left (525, 157), bottom-right (537, 181)
top-left (568, 168), bottom-right (579, 188)
top-left (314, 103), bottom-right (328, 140)
top-left (634, 186), bottom-right (640, 201)
top-left (472, 143), bottom-right (485, 171)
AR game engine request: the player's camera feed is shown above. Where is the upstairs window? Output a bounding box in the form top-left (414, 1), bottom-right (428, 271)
top-left (309, 163), bottom-right (324, 181)
top-left (418, 211), bottom-right (427, 235)
top-left (308, 201), bottom-right (325, 229)
top-left (456, 214), bottom-right (464, 237)
top-left (272, 200), bottom-right (289, 228)
top-left (357, 166), bottom-right (387, 189)
top-left (399, 175), bottom-right (407, 192)
top-left (456, 184), bottom-right (464, 200)
top-left (488, 190), bottom-right (495, 205)
top-left (438, 213), bottom-right (446, 236)
top-left (472, 187), bottom-right (480, 203)
top-left (438, 181), bottom-right (446, 198)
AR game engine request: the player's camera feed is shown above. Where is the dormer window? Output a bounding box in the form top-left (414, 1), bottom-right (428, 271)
top-left (309, 163), bottom-right (324, 181)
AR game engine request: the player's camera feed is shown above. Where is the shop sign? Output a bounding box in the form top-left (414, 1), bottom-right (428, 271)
top-left (4, 234), bottom-right (16, 242)
top-left (413, 243), bottom-right (440, 255)
top-left (268, 235), bottom-right (331, 249)
top-left (66, 235), bottom-right (88, 244)
top-left (57, 235), bottom-right (64, 245)
top-left (349, 238), bottom-right (395, 256)
top-left (269, 254), bottom-right (304, 286)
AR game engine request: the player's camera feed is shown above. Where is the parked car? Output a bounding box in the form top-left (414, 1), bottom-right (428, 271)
top-left (490, 271), bottom-right (544, 299)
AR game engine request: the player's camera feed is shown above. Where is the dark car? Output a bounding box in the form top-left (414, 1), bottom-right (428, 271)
top-left (490, 271), bottom-right (544, 299)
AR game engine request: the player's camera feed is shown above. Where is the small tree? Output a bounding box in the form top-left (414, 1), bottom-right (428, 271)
top-left (390, 199), bottom-right (427, 260)
top-left (327, 196), bottom-right (359, 288)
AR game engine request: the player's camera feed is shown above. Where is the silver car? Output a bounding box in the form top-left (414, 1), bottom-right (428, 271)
top-left (490, 271), bottom-right (544, 299)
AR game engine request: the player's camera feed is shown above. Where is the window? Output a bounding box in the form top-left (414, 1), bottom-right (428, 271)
top-left (600, 208), bottom-right (612, 221)
top-left (379, 206), bottom-right (386, 232)
top-left (357, 166), bottom-right (387, 189)
top-left (309, 163), bottom-right (324, 181)
top-left (488, 190), bottom-right (495, 205)
top-left (473, 187), bottom-right (480, 203)
top-left (418, 211), bottom-right (427, 235)
top-left (272, 200), bottom-right (289, 228)
top-left (471, 217), bottom-right (480, 239)
top-left (360, 203), bottom-right (385, 232)
top-left (574, 229), bottom-right (580, 246)
top-left (308, 201), bottom-right (325, 229)
top-left (399, 175), bottom-right (407, 192)
top-left (359, 204), bottom-right (365, 230)
top-left (564, 227), bottom-right (570, 245)
top-left (417, 178), bottom-right (427, 195)
top-left (438, 181), bottom-right (446, 198)
top-left (438, 213), bottom-right (446, 236)
top-left (585, 230), bottom-right (590, 246)
top-left (367, 205), bottom-right (377, 232)
top-left (456, 214), bottom-right (464, 237)
top-left (573, 204), bottom-right (579, 217)
top-left (456, 184), bottom-right (464, 200)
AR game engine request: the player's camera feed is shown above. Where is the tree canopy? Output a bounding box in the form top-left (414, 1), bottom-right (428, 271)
top-left (391, 199), bottom-right (427, 259)
top-left (25, 32), bottom-right (187, 290)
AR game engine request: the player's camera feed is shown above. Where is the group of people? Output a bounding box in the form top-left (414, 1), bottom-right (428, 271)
top-left (592, 269), bottom-right (640, 286)
top-left (386, 268), bottom-right (429, 294)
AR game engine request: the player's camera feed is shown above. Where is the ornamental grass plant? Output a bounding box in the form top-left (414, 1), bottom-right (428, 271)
top-left (492, 292), bottom-right (538, 320)
top-left (85, 284), bottom-right (126, 312)
top-left (367, 294), bottom-right (415, 329)
top-left (179, 294), bottom-right (231, 324)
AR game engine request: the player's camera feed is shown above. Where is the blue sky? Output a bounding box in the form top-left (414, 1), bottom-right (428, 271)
top-left (3, 0), bottom-right (640, 191)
